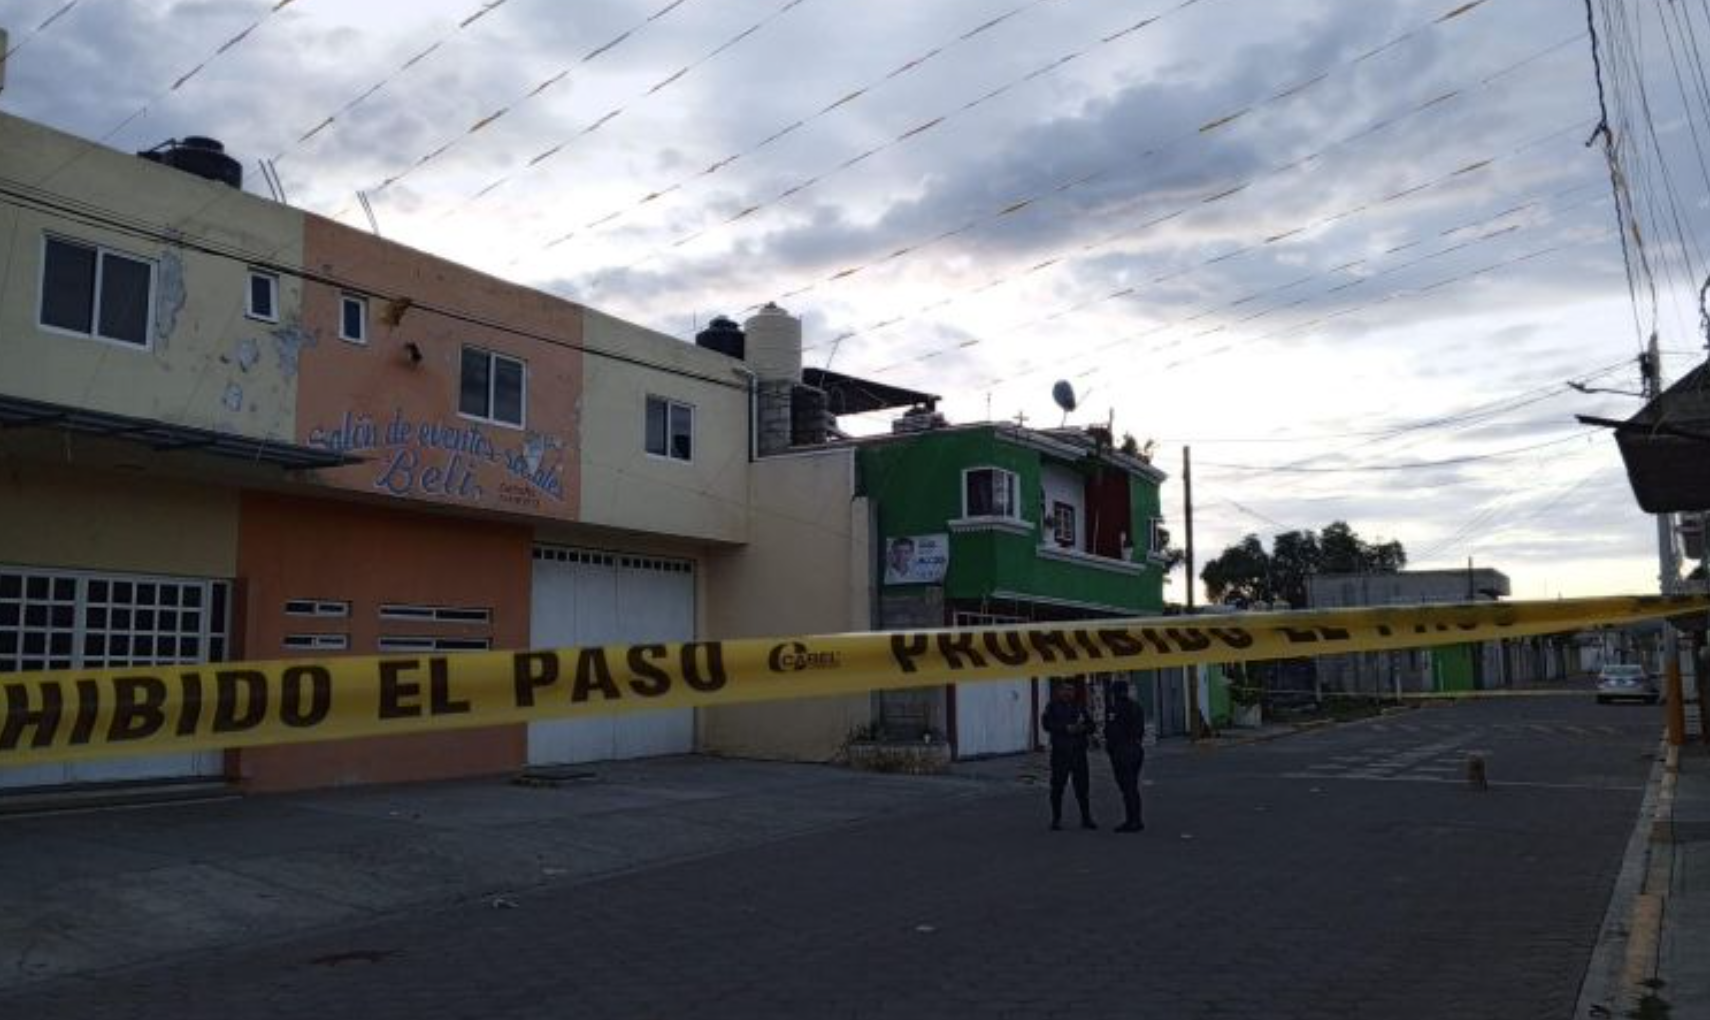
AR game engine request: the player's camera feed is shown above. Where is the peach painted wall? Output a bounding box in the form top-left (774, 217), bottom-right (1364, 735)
top-left (235, 491), bottom-right (531, 792)
top-left (295, 216), bottom-right (583, 521)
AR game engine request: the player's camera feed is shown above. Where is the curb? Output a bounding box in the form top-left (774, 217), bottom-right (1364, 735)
top-left (1574, 739), bottom-right (1677, 1018)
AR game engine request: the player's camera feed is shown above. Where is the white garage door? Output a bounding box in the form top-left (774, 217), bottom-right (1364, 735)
top-left (0, 565), bottom-right (228, 790)
top-left (951, 612), bottom-right (1033, 758)
top-left (528, 546), bottom-right (696, 765)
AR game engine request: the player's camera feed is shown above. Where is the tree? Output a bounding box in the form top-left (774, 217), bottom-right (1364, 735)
top-left (1200, 534), bottom-right (1274, 605)
top-left (1268, 530), bottom-right (1322, 608)
top-left (1200, 521), bottom-right (1406, 607)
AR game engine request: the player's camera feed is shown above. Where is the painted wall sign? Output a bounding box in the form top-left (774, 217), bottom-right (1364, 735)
top-left (308, 408), bottom-right (566, 509)
top-left (885, 533), bottom-right (950, 585)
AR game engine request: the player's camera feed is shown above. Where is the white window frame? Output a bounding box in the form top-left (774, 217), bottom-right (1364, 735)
top-left (1050, 500), bottom-right (1077, 548)
top-left (284, 598), bottom-right (350, 618)
top-left (644, 395), bottom-right (695, 463)
top-left (36, 233), bottom-right (157, 350)
top-left (339, 293), bottom-right (367, 344)
top-left (459, 345), bottom-right (527, 430)
top-left (960, 466), bottom-right (1022, 522)
top-left (0, 564), bottom-right (231, 673)
top-left (246, 269), bottom-right (279, 323)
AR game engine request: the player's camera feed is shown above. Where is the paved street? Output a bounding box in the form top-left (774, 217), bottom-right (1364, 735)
top-left (0, 695), bottom-right (1663, 1019)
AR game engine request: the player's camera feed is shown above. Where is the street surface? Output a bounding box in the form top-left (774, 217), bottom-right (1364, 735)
top-left (0, 695), bottom-right (1662, 1019)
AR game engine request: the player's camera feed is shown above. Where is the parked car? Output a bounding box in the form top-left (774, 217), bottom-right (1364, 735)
top-left (1595, 664), bottom-right (1661, 705)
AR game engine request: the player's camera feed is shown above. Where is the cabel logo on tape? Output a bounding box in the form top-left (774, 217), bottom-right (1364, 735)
top-left (1, 594), bottom-right (1703, 767)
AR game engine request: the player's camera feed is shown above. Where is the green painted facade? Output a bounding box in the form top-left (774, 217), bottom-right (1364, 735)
top-left (1431, 643), bottom-right (1478, 692)
top-left (858, 426), bottom-right (1166, 614)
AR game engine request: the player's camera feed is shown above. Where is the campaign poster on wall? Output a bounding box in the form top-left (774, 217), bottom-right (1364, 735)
top-left (884, 533), bottom-right (950, 585)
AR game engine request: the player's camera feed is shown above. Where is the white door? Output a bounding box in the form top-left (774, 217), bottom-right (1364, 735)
top-left (0, 567), bottom-right (227, 790)
top-left (528, 547), bottom-right (696, 765)
top-left (951, 612), bottom-right (1033, 758)
top-left (955, 678), bottom-right (1033, 757)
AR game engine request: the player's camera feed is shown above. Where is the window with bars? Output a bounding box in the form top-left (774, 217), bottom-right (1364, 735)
top-left (0, 567), bottom-right (229, 673)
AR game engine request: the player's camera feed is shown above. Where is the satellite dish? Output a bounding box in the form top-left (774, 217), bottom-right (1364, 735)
top-left (1051, 380), bottom-right (1078, 414)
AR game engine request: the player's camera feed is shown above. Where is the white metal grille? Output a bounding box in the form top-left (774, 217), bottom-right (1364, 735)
top-left (0, 566), bottom-right (230, 673)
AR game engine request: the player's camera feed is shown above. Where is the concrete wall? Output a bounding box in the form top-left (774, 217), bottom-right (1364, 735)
top-left (576, 309), bottom-right (751, 545)
top-left (0, 112), bottom-right (304, 440)
top-left (234, 490), bottom-right (531, 791)
top-left (296, 215), bottom-right (583, 520)
top-left (0, 459), bottom-right (238, 578)
top-left (700, 449), bottom-right (873, 761)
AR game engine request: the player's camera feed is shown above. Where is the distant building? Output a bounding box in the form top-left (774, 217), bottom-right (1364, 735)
top-left (1306, 568), bottom-right (1513, 694)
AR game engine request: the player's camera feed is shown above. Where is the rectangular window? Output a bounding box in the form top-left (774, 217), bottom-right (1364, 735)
top-left (38, 235), bottom-right (154, 347)
top-left (378, 603), bottom-right (492, 624)
top-left (284, 598), bottom-right (350, 618)
top-left (963, 467), bottom-right (1020, 520)
top-left (339, 294), bottom-right (366, 343)
top-left (283, 633), bottom-right (349, 651)
top-left (377, 636), bottom-right (491, 653)
top-left (645, 396), bottom-right (693, 461)
top-left (459, 346), bottom-right (525, 427)
top-left (1051, 501), bottom-right (1077, 548)
top-left (247, 270), bottom-right (278, 322)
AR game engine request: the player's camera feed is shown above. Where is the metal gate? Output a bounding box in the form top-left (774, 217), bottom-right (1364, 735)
top-left (0, 565), bottom-right (229, 789)
top-left (527, 545), bottom-right (696, 765)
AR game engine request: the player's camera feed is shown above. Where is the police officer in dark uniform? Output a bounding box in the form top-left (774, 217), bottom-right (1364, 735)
top-left (1104, 679), bottom-right (1146, 832)
top-left (1041, 680), bottom-right (1096, 831)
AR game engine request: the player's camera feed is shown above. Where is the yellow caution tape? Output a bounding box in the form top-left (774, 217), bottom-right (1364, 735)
top-left (1, 594), bottom-right (1703, 766)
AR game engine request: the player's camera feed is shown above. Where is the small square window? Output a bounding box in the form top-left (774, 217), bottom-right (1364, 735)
top-left (645, 396), bottom-right (693, 461)
top-left (964, 467), bottom-right (1020, 520)
top-left (458, 346), bottom-right (525, 427)
top-left (247, 270), bottom-right (278, 322)
top-left (340, 294), bottom-right (367, 343)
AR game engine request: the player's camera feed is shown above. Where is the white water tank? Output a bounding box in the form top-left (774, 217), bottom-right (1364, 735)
top-left (744, 302), bottom-right (802, 382)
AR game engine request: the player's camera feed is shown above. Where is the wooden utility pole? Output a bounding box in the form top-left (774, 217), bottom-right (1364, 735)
top-left (1184, 445), bottom-right (1200, 739)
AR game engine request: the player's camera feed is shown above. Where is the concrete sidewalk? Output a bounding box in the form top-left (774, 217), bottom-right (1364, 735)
top-left (1577, 739), bottom-right (1710, 1018)
top-left (0, 757), bottom-right (1003, 993)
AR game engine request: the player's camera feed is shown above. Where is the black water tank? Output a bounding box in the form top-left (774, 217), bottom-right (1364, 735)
top-left (138, 137), bottom-right (243, 189)
top-left (695, 315), bottom-right (746, 360)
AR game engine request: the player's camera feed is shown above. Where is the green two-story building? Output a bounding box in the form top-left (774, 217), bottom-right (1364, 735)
top-left (858, 421), bottom-right (1172, 757)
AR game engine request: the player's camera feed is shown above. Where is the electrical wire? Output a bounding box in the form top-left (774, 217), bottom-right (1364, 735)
top-left (0, 177), bottom-right (748, 393)
top-left (0, 0), bottom-right (81, 61)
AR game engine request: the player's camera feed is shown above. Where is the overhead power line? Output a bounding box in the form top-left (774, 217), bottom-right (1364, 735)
top-left (578, 0), bottom-right (1227, 280)
top-left (1, 0), bottom-right (81, 60)
top-left (326, 0), bottom-right (700, 222)
top-left (518, 0), bottom-right (1072, 262)
top-left (0, 177), bottom-right (747, 394)
top-left (273, 0), bottom-right (521, 165)
top-left (437, 0), bottom-right (820, 220)
top-left (821, 37), bottom-right (1582, 371)
top-left (938, 152), bottom-right (1601, 390)
top-left (764, 0), bottom-right (1514, 339)
top-left (1198, 429), bottom-right (1600, 475)
top-left (29, 0), bottom-right (306, 191)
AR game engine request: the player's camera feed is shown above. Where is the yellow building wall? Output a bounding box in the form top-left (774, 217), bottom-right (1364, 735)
top-left (0, 460), bottom-right (238, 578)
top-left (575, 309), bottom-right (751, 545)
top-left (0, 113), bottom-right (304, 441)
top-left (700, 449), bottom-right (874, 761)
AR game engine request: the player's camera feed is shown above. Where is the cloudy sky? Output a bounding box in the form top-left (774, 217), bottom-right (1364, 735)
top-left (4, 0), bottom-right (1705, 601)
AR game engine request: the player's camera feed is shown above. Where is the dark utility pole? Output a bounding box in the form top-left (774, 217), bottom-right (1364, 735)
top-left (1641, 335), bottom-right (1688, 746)
top-left (1184, 445), bottom-right (1200, 738)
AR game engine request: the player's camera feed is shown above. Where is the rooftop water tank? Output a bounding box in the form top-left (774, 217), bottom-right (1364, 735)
top-left (138, 136), bottom-right (243, 189)
top-left (744, 302), bottom-right (802, 382)
top-left (695, 315), bottom-right (746, 360)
